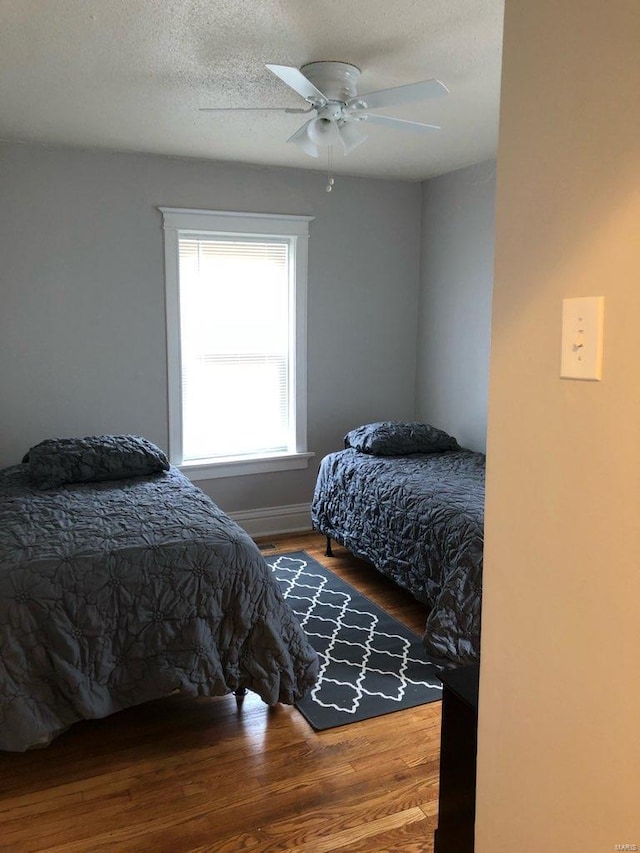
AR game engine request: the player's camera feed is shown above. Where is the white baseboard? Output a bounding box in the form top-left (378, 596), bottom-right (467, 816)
top-left (229, 502), bottom-right (313, 538)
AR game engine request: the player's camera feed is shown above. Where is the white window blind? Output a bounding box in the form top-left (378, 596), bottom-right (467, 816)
top-left (178, 236), bottom-right (293, 462)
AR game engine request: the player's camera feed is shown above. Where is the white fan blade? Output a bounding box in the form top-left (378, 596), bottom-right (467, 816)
top-left (338, 122), bottom-right (368, 155)
top-left (199, 107), bottom-right (310, 113)
top-left (364, 114), bottom-right (441, 132)
top-left (287, 119), bottom-right (320, 157)
top-left (349, 79), bottom-right (448, 111)
top-left (266, 64), bottom-right (329, 105)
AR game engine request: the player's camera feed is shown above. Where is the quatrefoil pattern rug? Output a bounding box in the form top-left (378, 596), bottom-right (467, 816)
top-left (266, 551), bottom-right (442, 730)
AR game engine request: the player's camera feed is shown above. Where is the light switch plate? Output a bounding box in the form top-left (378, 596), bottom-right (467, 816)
top-left (560, 296), bottom-right (604, 380)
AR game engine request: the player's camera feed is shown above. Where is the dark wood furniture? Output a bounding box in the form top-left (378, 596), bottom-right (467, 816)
top-left (434, 663), bottom-right (480, 853)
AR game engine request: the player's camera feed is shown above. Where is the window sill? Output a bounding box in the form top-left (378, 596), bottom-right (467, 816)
top-left (180, 451), bottom-right (316, 481)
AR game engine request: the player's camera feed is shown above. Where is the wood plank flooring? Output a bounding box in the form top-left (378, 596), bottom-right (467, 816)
top-left (0, 532), bottom-right (441, 852)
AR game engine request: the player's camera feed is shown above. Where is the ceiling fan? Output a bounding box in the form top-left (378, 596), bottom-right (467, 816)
top-left (200, 61), bottom-right (448, 158)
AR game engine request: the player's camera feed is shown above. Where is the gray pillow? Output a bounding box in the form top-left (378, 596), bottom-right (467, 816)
top-left (24, 434), bottom-right (170, 489)
top-left (344, 422), bottom-right (460, 456)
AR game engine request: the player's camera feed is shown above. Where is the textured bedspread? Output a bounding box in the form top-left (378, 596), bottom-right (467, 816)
top-left (0, 465), bottom-right (318, 751)
top-left (311, 449), bottom-right (485, 666)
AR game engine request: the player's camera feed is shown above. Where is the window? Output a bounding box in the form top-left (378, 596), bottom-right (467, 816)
top-left (160, 208), bottom-right (314, 479)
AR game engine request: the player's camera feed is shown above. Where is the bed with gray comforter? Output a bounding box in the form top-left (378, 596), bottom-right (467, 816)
top-left (0, 436), bottom-right (318, 752)
top-left (311, 422), bottom-right (485, 667)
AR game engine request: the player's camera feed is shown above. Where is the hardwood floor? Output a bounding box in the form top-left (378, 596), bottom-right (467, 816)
top-left (0, 532), bottom-right (441, 852)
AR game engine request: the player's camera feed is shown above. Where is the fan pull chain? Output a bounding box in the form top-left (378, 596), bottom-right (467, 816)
top-left (326, 146), bottom-right (335, 193)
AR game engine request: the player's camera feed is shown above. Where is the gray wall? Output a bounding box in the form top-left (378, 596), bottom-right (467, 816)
top-left (416, 160), bottom-right (496, 451)
top-left (0, 142), bottom-right (421, 512)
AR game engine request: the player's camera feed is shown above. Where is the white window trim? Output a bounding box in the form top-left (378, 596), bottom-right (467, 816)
top-left (160, 207), bottom-right (315, 480)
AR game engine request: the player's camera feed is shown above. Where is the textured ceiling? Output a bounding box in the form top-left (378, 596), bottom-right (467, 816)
top-left (0, 0), bottom-right (504, 180)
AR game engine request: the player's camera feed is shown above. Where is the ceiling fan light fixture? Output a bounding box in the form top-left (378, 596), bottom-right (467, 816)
top-left (210, 61), bottom-right (449, 162)
top-left (337, 122), bottom-right (368, 155)
top-left (287, 119), bottom-right (321, 157)
top-left (291, 133), bottom-right (320, 158)
top-left (307, 116), bottom-right (341, 147)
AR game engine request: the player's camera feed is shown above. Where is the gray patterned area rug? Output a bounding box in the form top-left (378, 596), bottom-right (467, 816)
top-left (265, 551), bottom-right (442, 730)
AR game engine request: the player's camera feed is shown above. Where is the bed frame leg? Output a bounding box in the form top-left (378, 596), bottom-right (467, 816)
top-left (325, 536), bottom-right (334, 558)
top-left (234, 687), bottom-right (247, 698)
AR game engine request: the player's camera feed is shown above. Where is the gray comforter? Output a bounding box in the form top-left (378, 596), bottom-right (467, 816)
top-left (311, 448), bottom-right (485, 666)
top-left (0, 465), bottom-right (318, 751)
